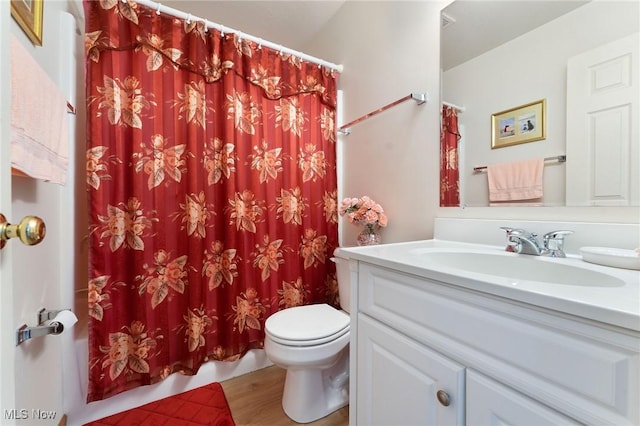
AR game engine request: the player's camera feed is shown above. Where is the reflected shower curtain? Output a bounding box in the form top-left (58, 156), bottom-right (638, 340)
top-left (84, 0), bottom-right (338, 401)
top-left (440, 105), bottom-right (460, 206)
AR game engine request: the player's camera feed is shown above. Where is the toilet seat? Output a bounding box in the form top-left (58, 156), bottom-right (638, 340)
top-left (265, 304), bottom-right (350, 347)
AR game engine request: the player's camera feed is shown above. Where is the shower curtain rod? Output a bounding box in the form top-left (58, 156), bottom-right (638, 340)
top-left (338, 92), bottom-right (428, 135)
top-left (133, 0), bottom-right (344, 73)
top-left (442, 101), bottom-right (465, 112)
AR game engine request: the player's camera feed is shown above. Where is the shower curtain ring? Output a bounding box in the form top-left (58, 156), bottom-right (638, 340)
top-left (186, 13), bottom-right (191, 24)
top-left (156, 3), bottom-right (161, 15)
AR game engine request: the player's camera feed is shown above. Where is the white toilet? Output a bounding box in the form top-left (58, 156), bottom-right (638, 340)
top-left (264, 248), bottom-right (352, 423)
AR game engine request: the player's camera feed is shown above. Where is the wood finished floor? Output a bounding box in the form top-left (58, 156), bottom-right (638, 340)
top-left (221, 366), bottom-right (349, 426)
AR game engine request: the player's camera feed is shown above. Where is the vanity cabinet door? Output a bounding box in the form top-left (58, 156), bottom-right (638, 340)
top-left (466, 370), bottom-right (581, 426)
top-left (357, 314), bottom-right (465, 426)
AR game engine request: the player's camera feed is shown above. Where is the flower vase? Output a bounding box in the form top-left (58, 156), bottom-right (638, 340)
top-left (357, 224), bottom-right (382, 246)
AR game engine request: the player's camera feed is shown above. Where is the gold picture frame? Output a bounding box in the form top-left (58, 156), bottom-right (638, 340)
top-left (491, 99), bottom-right (546, 149)
top-left (11, 0), bottom-right (44, 46)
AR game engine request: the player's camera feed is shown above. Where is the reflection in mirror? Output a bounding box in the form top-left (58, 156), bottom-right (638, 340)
top-left (440, 1), bottom-right (639, 207)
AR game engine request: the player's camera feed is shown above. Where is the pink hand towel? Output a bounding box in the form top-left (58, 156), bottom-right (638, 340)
top-left (487, 158), bottom-right (544, 203)
top-left (10, 35), bottom-right (68, 185)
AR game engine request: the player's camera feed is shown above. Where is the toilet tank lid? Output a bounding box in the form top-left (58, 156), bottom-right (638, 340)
top-left (266, 304), bottom-right (349, 341)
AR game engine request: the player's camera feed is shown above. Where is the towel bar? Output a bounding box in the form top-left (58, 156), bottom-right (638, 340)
top-left (473, 155), bottom-right (566, 173)
top-left (338, 92), bottom-right (428, 135)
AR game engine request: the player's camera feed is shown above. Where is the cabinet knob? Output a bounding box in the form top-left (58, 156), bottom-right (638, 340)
top-left (436, 390), bottom-right (451, 407)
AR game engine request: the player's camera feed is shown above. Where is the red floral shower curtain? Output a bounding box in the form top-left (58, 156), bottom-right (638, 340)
top-left (440, 105), bottom-right (460, 206)
top-left (84, 0), bottom-right (338, 402)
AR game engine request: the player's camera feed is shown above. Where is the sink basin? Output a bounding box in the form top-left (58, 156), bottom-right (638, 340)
top-left (421, 251), bottom-right (625, 287)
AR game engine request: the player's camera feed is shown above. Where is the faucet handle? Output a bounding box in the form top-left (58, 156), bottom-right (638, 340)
top-left (510, 228), bottom-right (536, 238)
top-left (542, 230), bottom-right (574, 257)
top-left (543, 230), bottom-right (574, 244)
top-left (500, 227), bottom-right (516, 252)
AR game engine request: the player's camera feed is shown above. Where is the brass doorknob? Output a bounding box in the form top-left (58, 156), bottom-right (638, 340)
top-left (0, 214), bottom-right (46, 249)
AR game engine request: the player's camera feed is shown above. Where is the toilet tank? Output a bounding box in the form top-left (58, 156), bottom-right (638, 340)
top-left (332, 248), bottom-right (352, 313)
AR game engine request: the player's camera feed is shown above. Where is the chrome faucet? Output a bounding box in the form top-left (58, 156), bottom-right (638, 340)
top-left (500, 227), bottom-right (573, 257)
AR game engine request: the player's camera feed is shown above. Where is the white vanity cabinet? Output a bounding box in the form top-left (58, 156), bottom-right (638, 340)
top-left (352, 261), bottom-right (639, 426)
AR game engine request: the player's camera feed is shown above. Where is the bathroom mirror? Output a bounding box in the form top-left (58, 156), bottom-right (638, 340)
top-left (441, 0), bottom-right (639, 207)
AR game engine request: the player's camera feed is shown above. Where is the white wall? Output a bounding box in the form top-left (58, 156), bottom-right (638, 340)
top-left (444, 1), bottom-right (640, 207)
top-left (305, 1), bottom-right (449, 246)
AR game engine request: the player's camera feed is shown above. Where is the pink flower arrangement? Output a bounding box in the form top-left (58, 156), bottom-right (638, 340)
top-left (338, 196), bottom-right (388, 229)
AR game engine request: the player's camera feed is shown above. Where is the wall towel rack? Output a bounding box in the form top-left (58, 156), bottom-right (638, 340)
top-left (473, 155), bottom-right (567, 173)
top-left (338, 92), bottom-right (427, 135)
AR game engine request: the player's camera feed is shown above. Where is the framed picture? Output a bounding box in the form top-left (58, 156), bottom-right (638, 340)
top-left (491, 99), bottom-right (546, 149)
top-left (11, 0), bottom-right (44, 46)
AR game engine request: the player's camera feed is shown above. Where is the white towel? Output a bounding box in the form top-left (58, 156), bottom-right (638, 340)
top-left (10, 35), bottom-right (68, 185)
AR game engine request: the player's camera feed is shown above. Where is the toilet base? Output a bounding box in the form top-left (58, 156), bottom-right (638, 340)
top-left (281, 348), bottom-right (349, 423)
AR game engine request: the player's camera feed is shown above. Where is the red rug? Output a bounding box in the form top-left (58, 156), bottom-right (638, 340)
top-left (84, 382), bottom-right (235, 426)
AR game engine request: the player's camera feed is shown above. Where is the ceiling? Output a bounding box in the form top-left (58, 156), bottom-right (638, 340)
top-left (441, 1), bottom-right (589, 70)
top-left (160, 1), bottom-right (347, 51)
top-left (157, 1), bottom-right (589, 71)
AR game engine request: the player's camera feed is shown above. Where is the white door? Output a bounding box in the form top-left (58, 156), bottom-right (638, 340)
top-left (1, 5), bottom-right (80, 425)
top-left (357, 315), bottom-right (465, 426)
top-left (0, 4), bottom-right (17, 423)
top-left (566, 33), bottom-right (639, 206)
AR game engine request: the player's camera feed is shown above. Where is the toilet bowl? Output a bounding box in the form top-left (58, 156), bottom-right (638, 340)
top-left (264, 249), bottom-right (352, 423)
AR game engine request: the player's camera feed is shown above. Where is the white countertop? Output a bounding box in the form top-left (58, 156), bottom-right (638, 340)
top-left (339, 239), bottom-right (640, 332)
